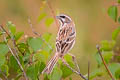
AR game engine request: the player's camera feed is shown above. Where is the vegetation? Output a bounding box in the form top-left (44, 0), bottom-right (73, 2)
top-left (0, 0), bottom-right (120, 80)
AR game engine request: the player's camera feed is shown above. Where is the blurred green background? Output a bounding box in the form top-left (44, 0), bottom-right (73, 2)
top-left (0, 0), bottom-right (119, 79)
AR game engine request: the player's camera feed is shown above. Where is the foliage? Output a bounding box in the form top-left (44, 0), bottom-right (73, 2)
top-left (108, 6), bottom-right (118, 22)
top-left (90, 1), bottom-right (120, 79)
top-left (0, 0), bottom-right (120, 80)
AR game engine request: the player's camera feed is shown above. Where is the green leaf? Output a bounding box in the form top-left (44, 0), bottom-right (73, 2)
top-left (6, 21), bottom-right (16, 35)
top-left (42, 43), bottom-right (52, 53)
top-left (0, 31), bottom-right (2, 35)
top-left (115, 68), bottom-right (120, 79)
top-left (26, 66), bottom-right (37, 80)
top-left (0, 43), bottom-right (9, 55)
top-left (15, 32), bottom-right (24, 41)
top-left (33, 50), bottom-right (49, 62)
top-left (60, 54), bottom-right (74, 78)
top-left (17, 42), bottom-right (30, 55)
top-left (26, 64), bottom-right (39, 80)
top-left (115, 55), bottom-right (120, 62)
top-left (14, 73), bottom-right (22, 80)
top-left (39, 62), bottom-right (46, 73)
top-left (60, 64), bottom-right (73, 78)
top-left (108, 63), bottom-right (120, 77)
top-left (44, 75), bottom-right (49, 80)
top-left (27, 37), bottom-right (43, 52)
top-left (64, 54), bottom-right (73, 63)
top-left (118, 16), bottom-right (120, 24)
top-left (69, 77), bottom-right (72, 80)
top-left (23, 53), bottom-right (30, 63)
top-left (101, 40), bottom-right (116, 51)
top-left (112, 27), bottom-right (120, 40)
top-left (42, 33), bottom-right (52, 42)
top-left (89, 69), bottom-right (103, 79)
top-left (45, 18), bottom-right (54, 27)
top-left (95, 52), bottom-right (102, 66)
top-left (95, 51), bottom-right (113, 66)
top-left (103, 51), bottom-right (113, 64)
top-left (9, 56), bottom-right (23, 71)
top-left (64, 54), bottom-right (74, 67)
top-left (9, 55), bottom-right (19, 71)
top-left (118, 0), bottom-right (120, 3)
top-left (50, 67), bottom-right (62, 80)
top-left (108, 6), bottom-right (118, 22)
top-left (1, 64), bottom-right (9, 76)
top-left (0, 54), bottom-right (5, 67)
top-left (38, 13), bottom-right (47, 22)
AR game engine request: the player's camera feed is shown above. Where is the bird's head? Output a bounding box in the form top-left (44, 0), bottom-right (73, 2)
top-left (56, 14), bottom-right (72, 26)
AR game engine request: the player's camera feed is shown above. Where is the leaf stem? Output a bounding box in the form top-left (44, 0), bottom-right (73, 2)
top-left (96, 45), bottom-right (115, 80)
top-left (62, 58), bottom-right (88, 80)
top-left (0, 69), bottom-right (8, 80)
top-left (88, 61), bottom-right (90, 80)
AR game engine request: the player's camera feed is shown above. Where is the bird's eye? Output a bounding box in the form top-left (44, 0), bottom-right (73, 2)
top-left (60, 16), bottom-right (65, 18)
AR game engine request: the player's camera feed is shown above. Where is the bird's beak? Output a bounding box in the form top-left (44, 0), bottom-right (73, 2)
top-left (56, 16), bottom-right (60, 19)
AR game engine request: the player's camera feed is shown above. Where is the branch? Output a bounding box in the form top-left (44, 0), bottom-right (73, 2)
top-left (28, 18), bottom-right (41, 37)
top-left (0, 25), bottom-right (28, 80)
top-left (96, 45), bottom-right (115, 80)
top-left (0, 25), bottom-right (24, 56)
top-left (47, 0), bottom-right (59, 29)
top-left (68, 54), bottom-right (80, 72)
top-left (62, 58), bottom-right (88, 80)
top-left (27, 18), bottom-right (53, 50)
top-left (0, 69), bottom-right (8, 80)
top-left (88, 61), bottom-right (90, 80)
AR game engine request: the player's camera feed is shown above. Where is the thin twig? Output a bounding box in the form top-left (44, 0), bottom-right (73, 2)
top-left (11, 38), bottom-right (20, 58)
top-left (0, 25), bottom-right (10, 37)
top-left (96, 45), bottom-right (115, 80)
top-left (27, 18), bottom-right (53, 50)
top-left (6, 25), bottom-right (20, 59)
top-left (15, 43), bottom-right (25, 56)
top-left (28, 18), bottom-right (41, 37)
top-left (0, 69), bottom-right (8, 80)
top-left (47, 0), bottom-right (59, 29)
top-left (73, 58), bottom-right (80, 73)
top-left (68, 53), bottom-right (80, 72)
top-left (62, 58), bottom-right (88, 80)
top-left (28, 52), bottom-right (34, 65)
top-left (0, 25), bottom-right (24, 56)
top-left (0, 25), bottom-right (28, 80)
top-left (88, 61), bottom-right (90, 80)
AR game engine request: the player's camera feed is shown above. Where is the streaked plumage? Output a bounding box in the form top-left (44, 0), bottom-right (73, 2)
top-left (42, 14), bottom-right (76, 74)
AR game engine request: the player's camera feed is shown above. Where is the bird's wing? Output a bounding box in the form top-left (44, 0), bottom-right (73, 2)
top-left (56, 24), bottom-right (76, 53)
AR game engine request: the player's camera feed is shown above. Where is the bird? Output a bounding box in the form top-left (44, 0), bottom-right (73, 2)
top-left (42, 14), bottom-right (76, 74)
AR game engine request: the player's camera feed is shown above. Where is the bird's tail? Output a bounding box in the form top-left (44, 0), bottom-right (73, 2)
top-left (42, 53), bottom-right (59, 74)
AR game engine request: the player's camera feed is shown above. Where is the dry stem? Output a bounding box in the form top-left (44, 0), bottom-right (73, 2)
top-left (47, 0), bottom-right (59, 29)
top-left (96, 45), bottom-right (115, 80)
top-left (88, 61), bottom-right (90, 80)
top-left (62, 58), bottom-right (88, 80)
top-left (0, 69), bottom-right (8, 80)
